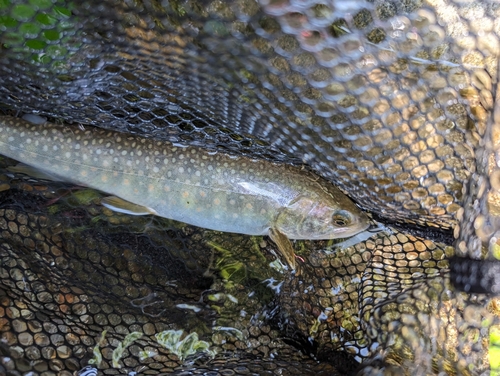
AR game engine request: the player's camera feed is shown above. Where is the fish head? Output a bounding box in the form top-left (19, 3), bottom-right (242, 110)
top-left (275, 191), bottom-right (370, 240)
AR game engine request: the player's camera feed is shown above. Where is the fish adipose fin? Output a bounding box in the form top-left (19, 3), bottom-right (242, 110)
top-left (268, 227), bottom-right (296, 271)
top-left (101, 196), bottom-right (158, 216)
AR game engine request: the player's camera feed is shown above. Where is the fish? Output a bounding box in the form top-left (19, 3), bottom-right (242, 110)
top-left (0, 115), bottom-right (369, 269)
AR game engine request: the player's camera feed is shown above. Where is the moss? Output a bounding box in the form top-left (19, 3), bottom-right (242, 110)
top-left (367, 27), bottom-right (386, 44)
top-left (353, 9), bottom-right (373, 29)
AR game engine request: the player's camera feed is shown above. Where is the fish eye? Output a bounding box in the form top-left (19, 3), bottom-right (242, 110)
top-left (332, 211), bottom-right (351, 227)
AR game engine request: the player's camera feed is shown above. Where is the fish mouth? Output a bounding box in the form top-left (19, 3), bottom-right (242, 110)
top-left (333, 220), bottom-right (370, 238)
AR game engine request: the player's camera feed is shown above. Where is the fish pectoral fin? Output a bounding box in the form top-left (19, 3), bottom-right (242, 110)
top-left (101, 196), bottom-right (158, 216)
top-left (7, 163), bottom-right (60, 181)
top-left (268, 228), bottom-right (296, 271)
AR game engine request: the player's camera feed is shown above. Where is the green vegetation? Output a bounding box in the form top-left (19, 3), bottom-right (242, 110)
top-left (155, 330), bottom-right (216, 362)
top-left (0, 0), bottom-right (77, 66)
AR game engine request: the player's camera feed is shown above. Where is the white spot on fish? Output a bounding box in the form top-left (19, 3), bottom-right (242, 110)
top-left (122, 151), bottom-right (127, 156)
top-left (65, 152), bottom-right (71, 158)
top-left (75, 144), bottom-right (81, 150)
top-left (42, 145), bottom-right (48, 152)
top-left (96, 149), bottom-right (102, 155)
top-left (195, 171), bottom-right (201, 177)
top-left (8, 136), bottom-right (14, 142)
top-left (153, 167), bottom-right (159, 173)
top-left (179, 167), bottom-right (184, 173)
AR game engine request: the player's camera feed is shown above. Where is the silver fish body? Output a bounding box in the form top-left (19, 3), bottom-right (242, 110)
top-left (0, 116), bottom-right (369, 242)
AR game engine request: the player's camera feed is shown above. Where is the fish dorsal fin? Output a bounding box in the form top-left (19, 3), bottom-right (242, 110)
top-left (101, 196), bottom-right (158, 216)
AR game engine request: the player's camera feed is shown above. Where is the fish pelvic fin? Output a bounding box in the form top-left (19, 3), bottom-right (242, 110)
top-left (101, 196), bottom-right (158, 216)
top-left (7, 163), bottom-right (61, 181)
top-left (268, 227), bottom-right (296, 271)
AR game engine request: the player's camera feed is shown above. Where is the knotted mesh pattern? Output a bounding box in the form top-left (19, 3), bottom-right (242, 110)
top-left (1, 0), bottom-right (500, 375)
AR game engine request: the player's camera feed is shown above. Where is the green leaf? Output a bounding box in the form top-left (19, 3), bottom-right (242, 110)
top-left (35, 12), bottom-right (57, 25)
top-left (19, 22), bottom-right (41, 37)
top-left (0, 0), bottom-right (11, 10)
top-left (29, 0), bottom-right (53, 9)
top-left (43, 29), bottom-right (60, 40)
top-left (0, 15), bottom-right (17, 28)
top-left (12, 4), bottom-right (36, 20)
top-left (53, 5), bottom-right (70, 18)
top-left (25, 39), bottom-right (46, 49)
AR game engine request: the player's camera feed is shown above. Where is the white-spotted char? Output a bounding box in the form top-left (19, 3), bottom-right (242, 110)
top-left (0, 116), bottom-right (369, 269)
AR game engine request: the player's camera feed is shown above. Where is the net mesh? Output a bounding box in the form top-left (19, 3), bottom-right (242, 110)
top-left (0, 0), bottom-right (499, 374)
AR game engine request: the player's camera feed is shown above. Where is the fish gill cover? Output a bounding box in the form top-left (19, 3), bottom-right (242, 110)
top-left (0, 0), bottom-right (499, 375)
